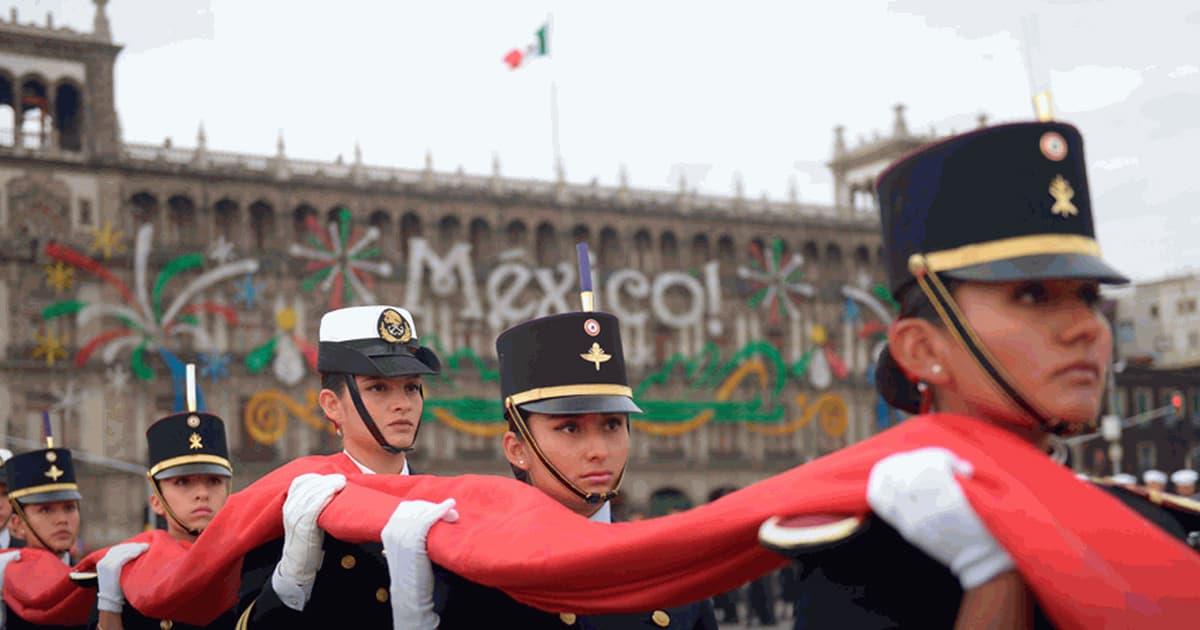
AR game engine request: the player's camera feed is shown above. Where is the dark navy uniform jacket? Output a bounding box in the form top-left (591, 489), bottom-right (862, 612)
top-left (788, 483), bottom-right (1200, 629)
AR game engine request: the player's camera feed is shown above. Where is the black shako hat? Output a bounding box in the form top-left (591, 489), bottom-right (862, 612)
top-left (497, 311), bottom-right (642, 416)
top-left (874, 121), bottom-right (1128, 413)
top-left (146, 411), bottom-right (232, 481)
top-left (7, 448), bottom-right (81, 504)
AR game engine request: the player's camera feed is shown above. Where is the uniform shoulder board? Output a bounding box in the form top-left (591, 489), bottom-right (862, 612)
top-left (758, 512), bottom-right (868, 559)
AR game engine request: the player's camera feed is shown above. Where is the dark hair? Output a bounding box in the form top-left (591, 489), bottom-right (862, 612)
top-left (320, 372), bottom-right (347, 395)
top-left (896, 277), bottom-right (961, 324)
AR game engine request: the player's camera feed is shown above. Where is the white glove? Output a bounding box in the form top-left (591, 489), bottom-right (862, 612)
top-left (96, 542), bottom-right (149, 613)
top-left (866, 447), bottom-right (1016, 589)
top-left (271, 473), bottom-right (346, 611)
top-left (0, 550), bottom-right (21, 629)
top-left (382, 498), bottom-right (459, 630)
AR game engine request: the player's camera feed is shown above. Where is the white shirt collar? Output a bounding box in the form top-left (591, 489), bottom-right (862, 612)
top-left (588, 501), bottom-right (612, 523)
top-left (0, 528), bottom-right (9, 549)
top-left (343, 450), bottom-right (408, 476)
top-left (59, 551), bottom-right (70, 565)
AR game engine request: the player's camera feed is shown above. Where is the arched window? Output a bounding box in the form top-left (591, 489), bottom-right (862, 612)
top-left (633, 229), bottom-right (653, 268)
top-left (505, 220), bottom-right (527, 251)
top-left (369, 210), bottom-right (392, 253)
top-left (691, 234), bottom-right (711, 265)
top-left (648, 487), bottom-right (694, 517)
top-left (0, 73), bottom-right (15, 146)
top-left (469, 218), bottom-right (491, 261)
top-left (168, 195), bottom-right (197, 243)
top-left (130, 192), bottom-right (159, 227)
top-left (400, 211), bottom-right (422, 257)
top-left (438, 215), bottom-right (461, 249)
top-left (293, 204), bottom-right (318, 241)
top-left (213, 198), bottom-right (239, 241)
top-left (660, 231), bottom-right (679, 268)
top-left (249, 200), bottom-right (275, 250)
top-left (53, 81), bottom-right (83, 152)
top-left (598, 227), bottom-right (621, 270)
top-left (18, 76), bottom-right (49, 149)
top-left (717, 235), bottom-right (735, 265)
top-left (535, 222), bottom-right (559, 267)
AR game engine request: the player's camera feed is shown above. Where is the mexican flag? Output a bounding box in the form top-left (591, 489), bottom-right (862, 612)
top-left (503, 22), bottom-right (549, 69)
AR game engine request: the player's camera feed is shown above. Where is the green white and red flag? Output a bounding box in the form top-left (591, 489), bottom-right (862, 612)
top-left (503, 22), bottom-right (549, 69)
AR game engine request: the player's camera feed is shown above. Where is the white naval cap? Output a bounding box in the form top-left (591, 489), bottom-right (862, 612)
top-left (1142, 469), bottom-right (1167, 484)
top-left (1171, 469), bottom-right (1198, 486)
top-left (1111, 473), bottom-right (1137, 485)
top-left (0, 449), bottom-right (11, 463)
top-left (319, 305), bottom-right (418, 344)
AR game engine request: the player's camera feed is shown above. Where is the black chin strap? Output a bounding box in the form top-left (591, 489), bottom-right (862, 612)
top-left (10, 499), bottom-right (68, 555)
top-left (504, 399), bottom-right (625, 505)
top-left (344, 374), bottom-right (419, 454)
top-left (910, 256), bottom-right (1075, 436)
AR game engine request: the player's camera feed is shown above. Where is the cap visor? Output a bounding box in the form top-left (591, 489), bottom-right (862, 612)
top-left (874, 347), bottom-right (921, 415)
top-left (943, 253), bottom-right (1129, 285)
top-left (521, 394), bottom-right (643, 415)
top-left (153, 463), bottom-right (232, 480)
top-left (19, 490), bottom-right (82, 504)
top-left (369, 354), bottom-right (437, 377)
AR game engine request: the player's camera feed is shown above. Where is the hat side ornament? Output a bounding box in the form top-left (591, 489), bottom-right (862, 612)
top-left (501, 243), bottom-right (631, 505)
top-left (144, 364), bottom-right (233, 537)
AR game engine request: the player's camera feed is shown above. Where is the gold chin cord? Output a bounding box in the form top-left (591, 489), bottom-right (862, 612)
top-left (10, 498), bottom-right (67, 554)
top-left (504, 398), bottom-right (625, 505)
top-left (908, 254), bottom-right (1073, 436)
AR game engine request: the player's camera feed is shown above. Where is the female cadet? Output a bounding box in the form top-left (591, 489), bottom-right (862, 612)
top-left (388, 307), bottom-right (719, 629)
top-left (92, 408), bottom-right (237, 629)
top-left (0, 445), bottom-right (86, 629)
top-left (760, 121), bottom-right (1200, 628)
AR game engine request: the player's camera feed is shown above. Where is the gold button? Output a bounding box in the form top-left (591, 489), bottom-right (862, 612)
top-left (160, 621), bottom-right (173, 630)
top-left (652, 610), bottom-right (670, 627)
top-left (376, 587), bottom-right (389, 603)
top-left (340, 554), bottom-right (356, 569)
top-left (559, 612), bottom-right (577, 625)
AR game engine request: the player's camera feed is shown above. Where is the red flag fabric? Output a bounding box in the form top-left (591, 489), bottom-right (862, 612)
top-left (503, 49), bottom-right (524, 69)
top-left (6, 414), bottom-right (1199, 628)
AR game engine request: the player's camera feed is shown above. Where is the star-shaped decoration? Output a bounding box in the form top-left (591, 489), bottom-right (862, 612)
top-left (199, 352), bottom-right (232, 380)
top-left (232, 274), bottom-right (259, 310)
top-left (208, 235), bottom-right (236, 265)
top-left (105, 364), bottom-right (131, 392)
top-left (50, 381), bottom-right (82, 414)
top-left (89, 220), bottom-right (126, 260)
top-left (32, 331), bottom-right (68, 366)
top-left (44, 262), bottom-right (74, 293)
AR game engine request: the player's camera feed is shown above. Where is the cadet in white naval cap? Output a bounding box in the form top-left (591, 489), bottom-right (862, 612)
top-left (1142, 469), bottom-right (1168, 491)
top-left (236, 305), bottom-right (458, 629)
top-left (1110, 473), bottom-right (1138, 486)
top-left (1171, 469), bottom-right (1198, 498)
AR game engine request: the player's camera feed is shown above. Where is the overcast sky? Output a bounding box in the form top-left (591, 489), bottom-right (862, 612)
top-left (17, 0), bottom-right (1200, 281)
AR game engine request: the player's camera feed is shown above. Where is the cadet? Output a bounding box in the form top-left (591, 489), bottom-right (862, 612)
top-left (1173, 469), bottom-right (1198, 498)
top-left (388, 292), bottom-right (719, 627)
top-left (761, 120), bottom-right (1200, 628)
top-left (92, 404), bottom-right (237, 629)
top-left (0, 449), bottom-right (14, 549)
top-left (1, 444), bottom-right (86, 629)
top-left (236, 305), bottom-right (456, 628)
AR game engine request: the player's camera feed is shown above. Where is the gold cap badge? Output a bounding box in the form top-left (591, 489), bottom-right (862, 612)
top-left (377, 308), bottom-right (411, 344)
top-left (188, 432), bottom-right (204, 450)
top-left (580, 342), bottom-right (612, 371)
top-left (44, 464), bottom-right (64, 481)
top-left (1049, 175), bottom-right (1078, 217)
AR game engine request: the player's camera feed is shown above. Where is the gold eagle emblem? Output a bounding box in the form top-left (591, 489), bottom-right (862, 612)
top-left (377, 308), bottom-right (412, 344)
top-left (189, 432), bottom-right (204, 450)
top-left (1049, 175), bottom-right (1078, 217)
top-left (580, 343), bottom-right (612, 371)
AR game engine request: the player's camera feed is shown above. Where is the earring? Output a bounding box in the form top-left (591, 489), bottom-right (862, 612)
top-left (931, 364), bottom-right (943, 375)
top-left (518, 460), bottom-right (525, 465)
top-left (917, 381), bottom-right (933, 415)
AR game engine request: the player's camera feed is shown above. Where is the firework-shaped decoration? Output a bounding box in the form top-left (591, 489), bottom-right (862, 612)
top-left (288, 207), bottom-right (392, 308)
top-left (245, 296), bottom-right (318, 386)
top-left (39, 224), bottom-right (256, 403)
top-left (737, 237), bottom-right (814, 324)
top-left (791, 324), bottom-right (849, 390)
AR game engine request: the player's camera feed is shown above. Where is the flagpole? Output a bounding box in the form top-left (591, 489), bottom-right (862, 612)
top-left (548, 12), bottom-right (562, 175)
